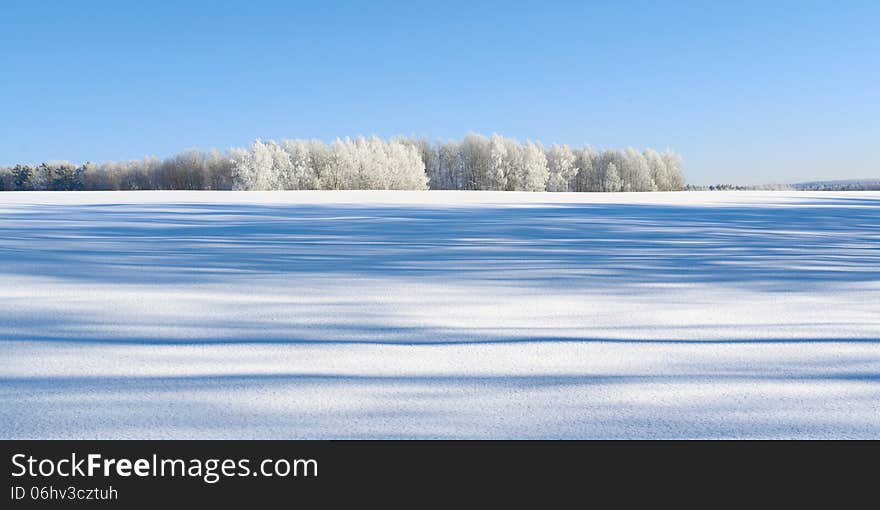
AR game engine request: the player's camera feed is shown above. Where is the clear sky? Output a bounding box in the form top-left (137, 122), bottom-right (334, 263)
top-left (1, 0), bottom-right (877, 184)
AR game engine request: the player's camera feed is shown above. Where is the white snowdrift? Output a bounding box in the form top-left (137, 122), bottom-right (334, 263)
top-left (1, 191), bottom-right (878, 438)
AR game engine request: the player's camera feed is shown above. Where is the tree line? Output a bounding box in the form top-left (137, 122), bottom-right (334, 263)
top-left (0, 134), bottom-right (684, 192)
top-left (792, 180), bottom-right (880, 191)
top-left (684, 183), bottom-right (793, 191)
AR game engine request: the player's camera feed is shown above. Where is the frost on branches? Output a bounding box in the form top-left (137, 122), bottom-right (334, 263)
top-left (0, 134), bottom-right (684, 192)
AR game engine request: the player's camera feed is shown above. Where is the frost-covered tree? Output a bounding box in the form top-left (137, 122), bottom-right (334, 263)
top-left (231, 140), bottom-right (279, 191)
top-left (424, 143), bottom-right (445, 189)
top-left (458, 134), bottom-right (490, 190)
top-left (662, 149), bottom-right (685, 190)
top-left (501, 138), bottom-right (524, 191)
top-left (279, 140), bottom-right (319, 190)
top-left (643, 149), bottom-right (668, 191)
top-left (397, 137), bottom-right (432, 187)
top-left (547, 144), bottom-right (577, 192)
top-left (386, 138), bottom-right (428, 190)
top-left (427, 140), bottom-right (462, 190)
top-left (79, 162), bottom-right (108, 190)
top-left (488, 134), bottom-right (509, 191)
top-left (604, 162), bottom-right (622, 192)
top-left (621, 148), bottom-right (654, 192)
top-left (520, 141), bottom-right (549, 192)
top-left (573, 147), bottom-right (596, 192)
top-left (320, 138), bottom-right (354, 190)
top-left (203, 149), bottom-right (236, 190)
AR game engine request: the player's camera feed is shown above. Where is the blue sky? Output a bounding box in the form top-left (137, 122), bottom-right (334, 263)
top-left (1, 0), bottom-right (877, 184)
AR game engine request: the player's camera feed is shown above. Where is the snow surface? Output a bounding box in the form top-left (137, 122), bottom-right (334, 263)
top-left (1, 190), bottom-right (878, 438)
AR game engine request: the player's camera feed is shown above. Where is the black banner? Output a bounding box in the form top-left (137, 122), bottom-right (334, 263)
top-left (2, 441), bottom-right (875, 507)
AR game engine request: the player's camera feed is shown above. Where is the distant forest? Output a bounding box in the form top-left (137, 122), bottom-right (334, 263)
top-left (686, 179), bottom-right (880, 191)
top-left (792, 179), bottom-right (880, 191)
top-left (0, 134), bottom-right (684, 192)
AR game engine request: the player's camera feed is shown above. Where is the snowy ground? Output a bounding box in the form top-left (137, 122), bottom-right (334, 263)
top-left (1, 190), bottom-right (878, 438)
